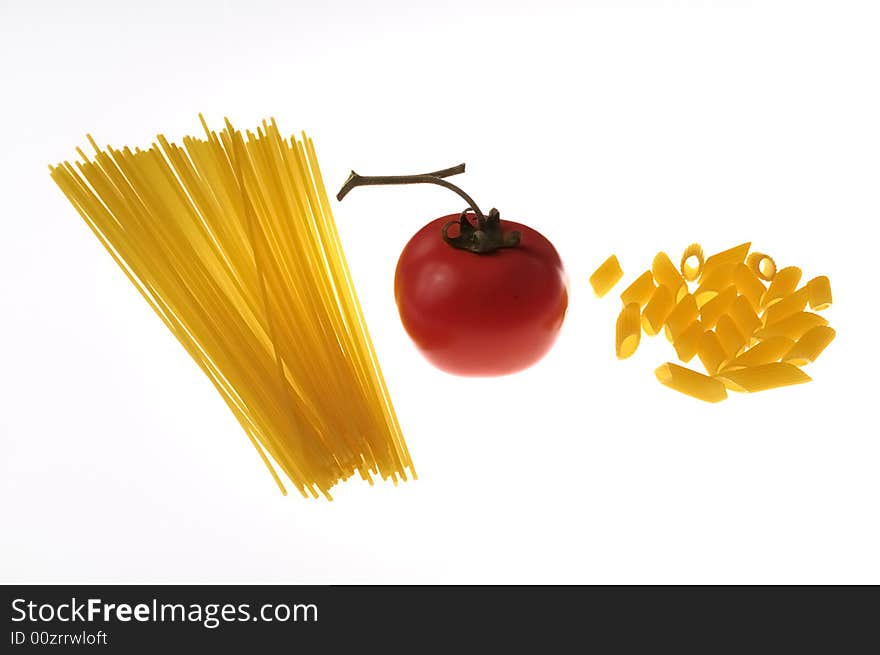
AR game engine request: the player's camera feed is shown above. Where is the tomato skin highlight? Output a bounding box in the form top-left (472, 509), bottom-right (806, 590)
top-left (394, 214), bottom-right (568, 376)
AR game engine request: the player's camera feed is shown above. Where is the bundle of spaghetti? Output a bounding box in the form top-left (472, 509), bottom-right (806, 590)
top-left (49, 116), bottom-right (415, 498)
top-left (590, 243), bottom-right (835, 402)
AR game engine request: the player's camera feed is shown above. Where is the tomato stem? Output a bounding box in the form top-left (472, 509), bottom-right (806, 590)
top-left (337, 163), bottom-right (466, 198)
top-left (335, 163), bottom-right (521, 254)
top-left (337, 164), bottom-right (487, 223)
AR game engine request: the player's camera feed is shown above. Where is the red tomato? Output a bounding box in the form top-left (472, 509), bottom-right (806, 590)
top-left (394, 213), bottom-right (568, 376)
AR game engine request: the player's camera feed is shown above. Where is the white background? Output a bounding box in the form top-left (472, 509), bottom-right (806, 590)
top-left (1, 0), bottom-right (878, 583)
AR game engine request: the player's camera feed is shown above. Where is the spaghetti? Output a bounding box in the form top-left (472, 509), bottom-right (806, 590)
top-left (50, 116), bottom-right (415, 499)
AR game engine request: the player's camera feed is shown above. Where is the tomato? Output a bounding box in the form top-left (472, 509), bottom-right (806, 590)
top-left (336, 162), bottom-right (568, 376)
top-left (394, 213), bottom-right (568, 376)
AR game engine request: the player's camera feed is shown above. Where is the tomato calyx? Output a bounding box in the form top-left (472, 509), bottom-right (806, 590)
top-left (441, 208), bottom-right (521, 254)
top-left (336, 163), bottom-right (521, 255)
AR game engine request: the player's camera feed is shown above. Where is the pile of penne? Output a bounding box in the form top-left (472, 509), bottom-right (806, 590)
top-left (589, 243), bottom-right (834, 402)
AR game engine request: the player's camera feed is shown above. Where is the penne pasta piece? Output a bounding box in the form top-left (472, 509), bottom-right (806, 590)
top-left (641, 284), bottom-right (675, 336)
top-left (680, 243), bottom-right (704, 282)
top-left (616, 302), bottom-right (641, 359)
top-left (753, 311), bottom-right (828, 341)
top-left (664, 294), bottom-right (698, 342)
top-left (762, 266), bottom-right (802, 308)
top-left (783, 326), bottom-right (836, 366)
top-left (590, 254), bottom-right (624, 297)
top-left (652, 252), bottom-right (687, 301)
top-left (694, 289), bottom-right (719, 308)
top-left (656, 362), bottom-right (728, 403)
top-left (761, 287), bottom-right (809, 326)
top-left (721, 336), bottom-right (795, 370)
top-left (673, 320), bottom-right (703, 363)
top-left (697, 330), bottom-right (728, 375)
top-left (699, 285), bottom-right (736, 329)
top-left (620, 270), bottom-right (656, 308)
top-left (729, 295), bottom-right (762, 337)
top-left (746, 252), bottom-right (776, 281)
top-left (732, 262), bottom-right (766, 312)
top-left (700, 242), bottom-right (751, 281)
top-left (694, 263), bottom-right (737, 306)
top-left (715, 362), bottom-right (811, 392)
top-left (806, 275), bottom-right (833, 311)
top-left (715, 314), bottom-right (748, 359)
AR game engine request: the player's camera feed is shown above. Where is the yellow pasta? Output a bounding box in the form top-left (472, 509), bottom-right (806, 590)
top-left (762, 266), bottom-right (802, 308)
top-left (664, 294), bottom-right (698, 342)
top-left (620, 270), bottom-right (656, 308)
top-left (598, 241), bottom-right (835, 402)
top-left (696, 330), bottom-right (727, 375)
top-left (700, 242), bottom-right (751, 281)
top-left (590, 254), bottom-right (624, 297)
top-left (746, 252), bottom-right (776, 281)
top-left (783, 326), bottom-right (836, 366)
top-left (652, 252), bottom-right (687, 301)
top-left (641, 284), bottom-right (675, 336)
top-left (715, 314), bottom-right (748, 359)
top-left (732, 262), bottom-right (766, 312)
top-left (694, 263), bottom-right (737, 306)
top-left (680, 243), bottom-right (704, 282)
top-left (761, 287), bottom-right (809, 327)
top-left (721, 336), bottom-right (794, 370)
top-left (753, 311), bottom-right (828, 341)
top-left (715, 362), bottom-right (811, 392)
top-left (807, 275), bottom-right (833, 311)
top-left (655, 363), bottom-right (728, 403)
top-left (49, 117), bottom-right (414, 499)
top-left (699, 285), bottom-right (736, 329)
top-left (728, 295), bottom-right (762, 337)
top-left (673, 320), bottom-right (703, 363)
top-left (616, 303), bottom-right (641, 359)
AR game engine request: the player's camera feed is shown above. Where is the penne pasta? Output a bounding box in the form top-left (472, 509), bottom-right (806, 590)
top-left (656, 362), bottom-right (728, 403)
top-left (761, 287), bottom-right (809, 326)
top-left (729, 295), bottom-right (762, 337)
top-left (641, 284), bottom-right (675, 336)
top-left (715, 314), bottom-right (748, 359)
top-left (782, 326), bottom-right (836, 366)
top-left (694, 263), bottom-right (737, 306)
top-left (652, 252), bottom-right (687, 301)
top-left (753, 311), bottom-right (828, 341)
top-left (680, 243), bottom-right (704, 282)
top-left (699, 285), bottom-right (737, 329)
top-left (616, 302), bottom-right (641, 359)
top-left (746, 252), bottom-right (776, 281)
top-left (762, 266), bottom-right (802, 308)
top-left (732, 262), bottom-right (766, 312)
top-left (664, 294), bottom-right (699, 342)
top-left (721, 336), bottom-right (794, 370)
top-left (715, 362), bottom-right (811, 392)
top-left (697, 330), bottom-right (728, 375)
top-left (620, 270), bottom-right (656, 308)
top-left (673, 320), bottom-right (704, 363)
top-left (597, 241), bottom-right (834, 403)
top-left (700, 242), bottom-right (751, 281)
top-left (806, 275), bottom-right (833, 311)
top-left (590, 254), bottom-right (624, 297)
